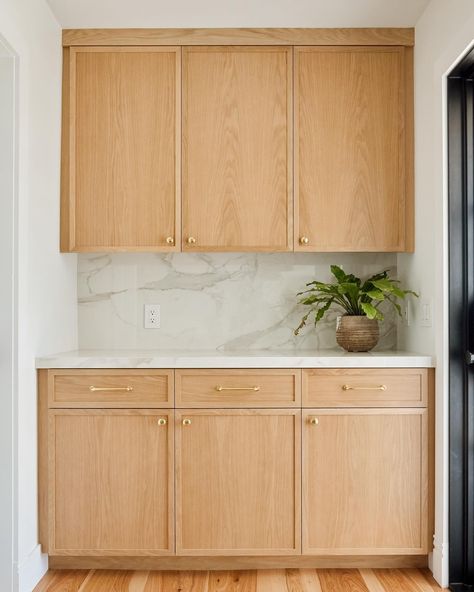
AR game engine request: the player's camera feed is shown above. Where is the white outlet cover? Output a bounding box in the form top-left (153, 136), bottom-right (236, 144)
top-left (144, 304), bottom-right (160, 329)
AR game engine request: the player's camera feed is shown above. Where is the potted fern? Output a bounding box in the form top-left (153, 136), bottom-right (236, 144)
top-left (294, 265), bottom-right (417, 352)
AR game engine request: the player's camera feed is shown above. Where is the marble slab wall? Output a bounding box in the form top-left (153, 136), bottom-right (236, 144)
top-left (78, 253), bottom-right (398, 351)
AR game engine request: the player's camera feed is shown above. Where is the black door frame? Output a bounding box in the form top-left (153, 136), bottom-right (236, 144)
top-left (448, 45), bottom-right (474, 590)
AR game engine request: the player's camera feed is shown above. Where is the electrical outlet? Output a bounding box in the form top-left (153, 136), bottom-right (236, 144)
top-left (144, 304), bottom-right (160, 329)
top-left (419, 299), bottom-right (433, 327)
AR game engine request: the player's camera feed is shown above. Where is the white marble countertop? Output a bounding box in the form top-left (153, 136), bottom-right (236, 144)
top-left (36, 349), bottom-right (435, 369)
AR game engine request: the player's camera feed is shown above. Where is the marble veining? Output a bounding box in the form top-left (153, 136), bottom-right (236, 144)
top-left (78, 252), bottom-right (398, 351)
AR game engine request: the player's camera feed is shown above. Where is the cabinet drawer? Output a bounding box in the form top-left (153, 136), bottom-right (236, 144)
top-left (303, 369), bottom-right (427, 407)
top-left (176, 369), bottom-right (301, 407)
top-left (47, 369), bottom-right (174, 408)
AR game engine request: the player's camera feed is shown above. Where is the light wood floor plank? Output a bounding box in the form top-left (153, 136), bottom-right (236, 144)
top-left (256, 568), bottom-right (287, 592)
top-left (286, 568), bottom-right (322, 592)
top-left (34, 568), bottom-right (446, 592)
top-left (318, 569), bottom-right (369, 592)
top-left (374, 569), bottom-right (430, 592)
top-left (359, 569), bottom-right (386, 592)
top-left (208, 570), bottom-right (257, 591)
top-left (33, 569), bottom-right (91, 592)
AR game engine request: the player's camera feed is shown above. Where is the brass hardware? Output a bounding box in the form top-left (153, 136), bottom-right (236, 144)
top-left (166, 236), bottom-right (174, 245)
top-left (89, 385), bottom-right (133, 392)
top-left (342, 384), bottom-right (387, 391)
top-left (182, 418), bottom-right (192, 426)
top-left (299, 236), bottom-right (309, 245)
top-left (215, 385), bottom-right (260, 392)
top-left (309, 417), bottom-right (319, 425)
top-left (157, 418), bottom-right (167, 426)
top-left (187, 237), bottom-right (196, 245)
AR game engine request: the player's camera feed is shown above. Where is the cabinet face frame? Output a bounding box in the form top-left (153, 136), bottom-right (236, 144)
top-left (302, 407), bottom-right (428, 555)
top-left (48, 409), bottom-right (175, 556)
top-left (294, 45), bottom-right (414, 253)
top-left (61, 46), bottom-right (182, 252)
top-left (175, 408), bottom-right (301, 555)
top-left (182, 46), bottom-right (293, 252)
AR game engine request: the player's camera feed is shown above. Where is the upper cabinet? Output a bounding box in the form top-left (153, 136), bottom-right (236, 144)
top-left (182, 47), bottom-right (293, 251)
top-left (295, 46), bottom-right (413, 252)
top-left (61, 47), bottom-right (181, 251)
top-left (60, 31), bottom-right (414, 253)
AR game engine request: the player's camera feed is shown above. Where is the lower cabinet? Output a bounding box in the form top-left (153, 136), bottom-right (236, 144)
top-left (176, 409), bottom-right (301, 555)
top-left (39, 367), bottom-right (432, 565)
top-left (48, 409), bottom-right (174, 555)
top-left (303, 408), bottom-right (428, 555)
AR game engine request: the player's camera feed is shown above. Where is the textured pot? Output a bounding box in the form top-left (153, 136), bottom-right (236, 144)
top-left (336, 315), bottom-right (379, 352)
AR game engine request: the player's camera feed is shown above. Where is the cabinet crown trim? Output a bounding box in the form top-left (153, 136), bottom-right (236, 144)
top-left (63, 27), bottom-right (415, 47)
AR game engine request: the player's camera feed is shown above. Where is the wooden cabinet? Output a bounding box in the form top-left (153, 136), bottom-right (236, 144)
top-left (61, 47), bottom-right (181, 251)
top-left (39, 365), bottom-right (431, 567)
top-left (295, 46), bottom-right (413, 252)
top-left (48, 409), bottom-right (174, 555)
top-left (303, 408), bottom-right (428, 555)
top-left (176, 409), bottom-right (301, 555)
top-left (182, 47), bottom-right (293, 251)
top-left (60, 33), bottom-right (415, 253)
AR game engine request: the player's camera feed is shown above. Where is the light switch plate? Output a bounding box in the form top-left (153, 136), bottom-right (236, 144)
top-left (419, 299), bottom-right (433, 327)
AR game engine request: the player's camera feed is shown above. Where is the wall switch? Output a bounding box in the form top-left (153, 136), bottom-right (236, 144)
top-left (419, 299), bottom-right (433, 327)
top-left (144, 304), bottom-right (160, 329)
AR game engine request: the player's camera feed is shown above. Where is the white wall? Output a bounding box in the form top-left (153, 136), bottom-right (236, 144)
top-left (0, 1), bottom-right (77, 590)
top-left (399, 0), bottom-right (474, 585)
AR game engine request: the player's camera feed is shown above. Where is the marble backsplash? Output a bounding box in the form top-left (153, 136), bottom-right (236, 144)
top-left (78, 252), bottom-right (398, 351)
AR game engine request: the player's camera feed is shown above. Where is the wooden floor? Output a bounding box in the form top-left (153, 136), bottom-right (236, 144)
top-left (33, 568), bottom-right (447, 591)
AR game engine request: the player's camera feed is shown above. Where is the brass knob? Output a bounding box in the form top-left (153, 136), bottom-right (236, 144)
top-left (309, 417), bottom-right (319, 425)
top-left (187, 237), bottom-right (196, 245)
top-left (182, 418), bottom-right (192, 426)
top-left (299, 236), bottom-right (309, 245)
top-left (166, 236), bottom-right (174, 245)
top-left (157, 418), bottom-right (167, 426)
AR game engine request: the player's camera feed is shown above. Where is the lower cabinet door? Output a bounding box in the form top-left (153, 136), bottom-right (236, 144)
top-left (303, 409), bottom-right (428, 555)
top-left (176, 409), bottom-right (301, 555)
top-left (49, 410), bottom-right (174, 555)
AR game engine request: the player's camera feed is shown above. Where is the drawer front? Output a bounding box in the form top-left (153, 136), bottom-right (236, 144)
top-left (303, 369), bottom-right (427, 407)
top-left (176, 369), bottom-right (301, 407)
top-left (49, 369), bottom-right (174, 408)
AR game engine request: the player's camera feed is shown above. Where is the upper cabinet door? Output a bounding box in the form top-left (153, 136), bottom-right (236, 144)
top-left (182, 47), bottom-right (293, 251)
top-left (295, 46), bottom-right (413, 252)
top-left (61, 47), bottom-right (181, 251)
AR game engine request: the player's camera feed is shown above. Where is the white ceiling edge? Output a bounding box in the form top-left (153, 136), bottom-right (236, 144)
top-left (46, 0), bottom-right (430, 29)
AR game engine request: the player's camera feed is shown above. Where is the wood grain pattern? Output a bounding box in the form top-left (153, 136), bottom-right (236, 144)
top-left (175, 369), bottom-right (301, 407)
top-left (176, 409), bottom-right (301, 555)
top-left (47, 369), bottom-right (174, 408)
top-left (295, 46), bottom-right (411, 252)
top-left (182, 47), bottom-right (292, 251)
top-left (302, 409), bottom-right (428, 555)
top-left (63, 47), bottom-right (180, 251)
top-left (34, 568), bottom-right (446, 591)
top-left (302, 369), bottom-right (427, 408)
top-left (62, 28), bottom-right (415, 47)
top-left (38, 370), bottom-right (49, 552)
top-left (49, 410), bottom-right (174, 555)
top-left (48, 555), bottom-right (429, 570)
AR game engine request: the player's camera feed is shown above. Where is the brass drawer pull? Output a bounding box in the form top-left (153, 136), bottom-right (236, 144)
top-left (299, 236), bottom-right (309, 245)
top-left (166, 236), bottom-right (174, 245)
top-left (342, 384), bottom-right (387, 391)
top-left (157, 418), bottom-right (167, 426)
top-left (182, 418), bottom-right (192, 426)
top-left (215, 385), bottom-right (261, 392)
top-left (187, 237), bottom-right (196, 245)
top-left (309, 417), bottom-right (319, 425)
top-left (89, 385), bottom-right (134, 392)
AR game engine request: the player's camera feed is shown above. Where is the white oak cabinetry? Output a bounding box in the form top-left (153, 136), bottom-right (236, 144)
top-left (38, 366), bottom-right (432, 568)
top-left (60, 28), bottom-right (414, 253)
